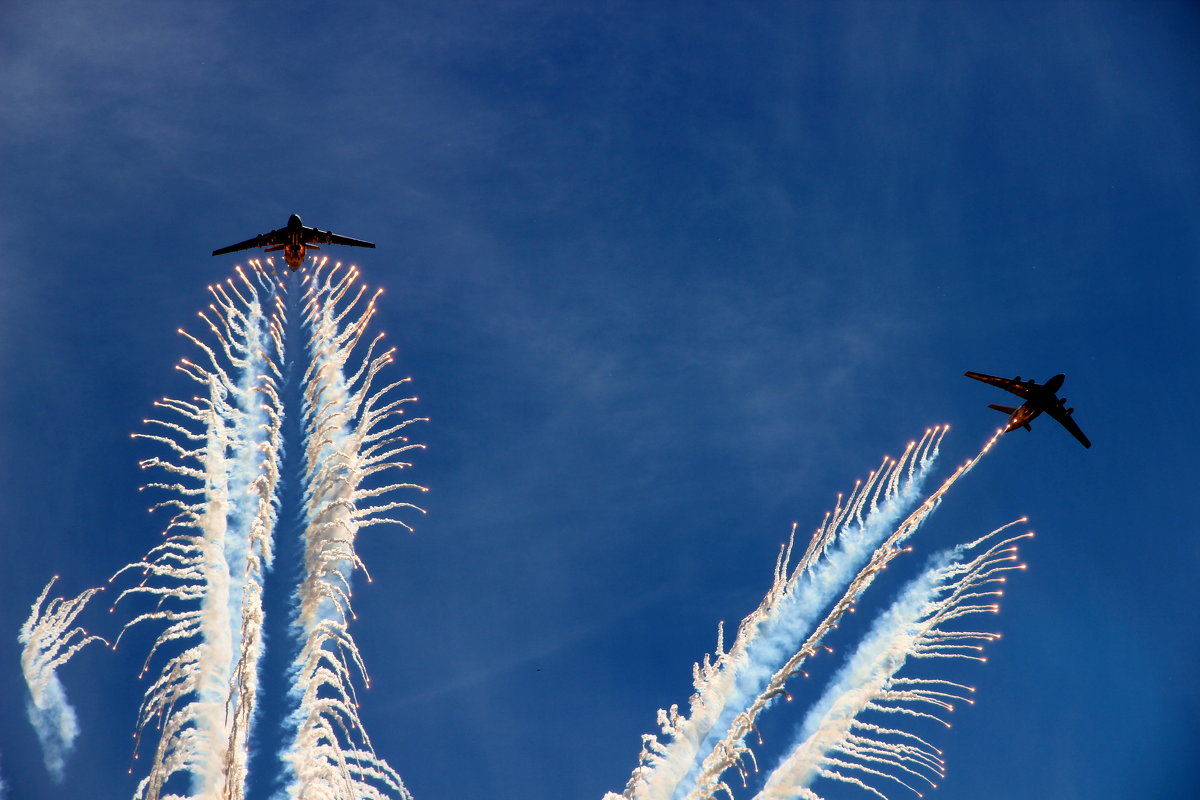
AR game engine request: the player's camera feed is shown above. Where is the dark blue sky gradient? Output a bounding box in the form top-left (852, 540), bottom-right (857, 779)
top-left (1, 2), bottom-right (1198, 799)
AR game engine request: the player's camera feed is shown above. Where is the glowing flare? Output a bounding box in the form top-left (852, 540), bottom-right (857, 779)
top-left (619, 428), bottom-right (949, 800)
top-left (90, 258), bottom-right (283, 800)
top-left (279, 257), bottom-right (425, 800)
top-left (753, 523), bottom-right (1028, 800)
top-left (19, 577), bottom-right (108, 780)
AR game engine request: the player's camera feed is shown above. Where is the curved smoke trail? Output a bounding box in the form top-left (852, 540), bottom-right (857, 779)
top-left (613, 429), bottom-right (944, 800)
top-left (609, 428), bottom-right (1008, 800)
top-left (754, 523), bottom-right (1030, 800)
top-left (280, 259), bottom-right (427, 800)
top-left (16, 253), bottom-right (1028, 800)
top-left (18, 256), bottom-right (427, 798)
top-left (18, 577), bottom-right (107, 781)
top-left (109, 262), bottom-right (285, 800)
top-left (16, 262), bottom-right (286, 797)
top-left (686, 430), bottom-right (1005, 800)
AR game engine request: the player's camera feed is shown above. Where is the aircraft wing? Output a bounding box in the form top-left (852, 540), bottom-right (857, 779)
top-left (299, 227), bottom-right (376, 249)
top-left (212, 231), bottom-right (279, 256)
top-left (1046, 405), bottom-right (1092, 448)
top-left (328, 232), bottom-right (375, 249)
top-left (964, 371), bottom-right (1033, 399)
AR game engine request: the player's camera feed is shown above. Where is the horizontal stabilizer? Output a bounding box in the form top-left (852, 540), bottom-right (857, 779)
top-left (988, 404), bottom-right (1017, 415)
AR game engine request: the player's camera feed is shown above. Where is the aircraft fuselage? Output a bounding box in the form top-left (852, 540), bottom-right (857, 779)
top-left (1004, 373), bottom-right (1065, 431)
top-left (213, 214), bottom-right (375, 272)
top-left (279, 214), bottom-right (309, 271)
top-left (965, 370), bottom-right (1088, 447)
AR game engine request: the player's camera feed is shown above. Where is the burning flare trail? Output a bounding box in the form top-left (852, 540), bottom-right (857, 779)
top-left (19, 577), bottom-right (107, 781)
top-left (111, 261), bottom-right (285, 800)
top-left (616, 429), bottom-right (944, 800)
top-left (754, 523), bottom-right (1031, 800)
top-left (19, 262), bottom-right (288, 799)
top-left (281, 259), bottom-right (427, 800)
top-left (17, 256), bottom-right (425, 799)
top-left (16, 249), bottom-right (1028, 800)
top-left (608, 427), bottom-right (1008, 800)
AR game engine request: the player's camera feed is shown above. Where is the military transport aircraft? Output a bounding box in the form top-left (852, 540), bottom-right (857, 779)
top-left (212, 214), bottom-right (375, 271)
top-left (964, 371), bottom-right (1091, 448)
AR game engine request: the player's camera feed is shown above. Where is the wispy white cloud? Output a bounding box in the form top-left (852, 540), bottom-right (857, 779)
top-left (0, 0), bottom-right (240, 140)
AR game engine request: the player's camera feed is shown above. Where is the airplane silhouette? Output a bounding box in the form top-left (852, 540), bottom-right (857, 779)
top-left (212, 214), bottom-right (374, 271)
top-left (964, 371), bottom-right (1091, 448)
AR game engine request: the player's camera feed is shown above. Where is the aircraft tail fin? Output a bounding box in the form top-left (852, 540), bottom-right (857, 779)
top-left (988, 404), bottom-right (1017, 415)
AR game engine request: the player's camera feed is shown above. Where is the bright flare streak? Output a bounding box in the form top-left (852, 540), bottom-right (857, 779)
top-left (679, 429), bottom-right (1002, 800)
top-left (112, 260), bottom-right (284, 800)
top-left (606, 427), bottom-right (1006, 800)
top-left (19, 577), bottom-right (107, 781)
top-left (754, 523), bottom-right (1030, 800)
top-left (614, 428), bottom-right (947, 800)
top-left (281, 260), bottom-right (426, 800)
top-left (19, 258), bottom-right (426, 798)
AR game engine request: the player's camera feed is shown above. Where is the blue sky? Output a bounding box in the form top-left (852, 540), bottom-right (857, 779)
top-left (1, 1), bottom-right (1197, 798)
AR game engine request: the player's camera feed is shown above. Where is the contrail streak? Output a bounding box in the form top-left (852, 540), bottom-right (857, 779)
top-left (754, 523), bottom-right (1031, 800)
top-left (18, 577), bottom-right (107, 781)
top-left (281, 259), bottom-right (427, 800)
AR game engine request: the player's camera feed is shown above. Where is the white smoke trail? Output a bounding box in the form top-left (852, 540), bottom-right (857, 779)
top-left (18, 576), bottom-right (107, 781)
top-left (610, 428), bottom-right (1006, 800)
top-left (754, 523), bottom-right (1031, 800)
top-left (681, 430), bottom-right (1004, 800)
top-left (17, 257), bottom-right (428, 798)
top-left (219, 261), bottom-right (287, 799)
top-left (18, 249), bottom-right (1024, 800)
top-left (109, 261), bottom-right (284, 800)
top-left (281, 259), bottom-right (427, 800)
top-left (613, 428), bottom-right (945, 800)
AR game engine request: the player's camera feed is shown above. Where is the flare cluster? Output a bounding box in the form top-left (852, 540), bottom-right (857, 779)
top-left (281, 262), bottom-right (428, 799)
top-left (20, 258), bottom-right (424, 800)
top-left (608, 427), bottom-right (1016, 800)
